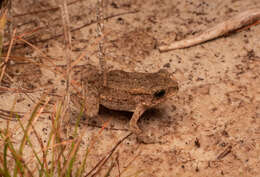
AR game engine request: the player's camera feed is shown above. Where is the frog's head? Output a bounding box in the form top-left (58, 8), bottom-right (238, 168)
top-left (148, 69), bottom-right (179, 106)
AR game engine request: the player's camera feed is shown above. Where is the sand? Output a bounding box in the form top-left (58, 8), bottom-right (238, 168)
top-left (0, 0), bottom-right (259, 176)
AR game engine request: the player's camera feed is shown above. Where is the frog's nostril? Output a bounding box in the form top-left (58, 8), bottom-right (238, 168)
top-left (154, 89), bottom-right (166, 98)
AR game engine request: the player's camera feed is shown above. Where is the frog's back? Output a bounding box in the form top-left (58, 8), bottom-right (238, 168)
top-left (106, 70), bottom-right (173, 94)
top-left (72, 64), bottom-right (103, 88)
top-left (99, 69), bottom-right (177, 112)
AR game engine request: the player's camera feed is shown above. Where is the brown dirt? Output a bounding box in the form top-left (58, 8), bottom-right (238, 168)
top-left (0, 0), bottom-right (260, 176)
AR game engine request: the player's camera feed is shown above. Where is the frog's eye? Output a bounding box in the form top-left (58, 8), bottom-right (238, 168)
top-left (154, 89), bottom-right (166, 98)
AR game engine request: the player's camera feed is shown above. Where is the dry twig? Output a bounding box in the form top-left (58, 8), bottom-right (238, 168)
top-left (217, 145), bottom-right (232, 160)
top-left (159, 8), bottom-right (260, 52)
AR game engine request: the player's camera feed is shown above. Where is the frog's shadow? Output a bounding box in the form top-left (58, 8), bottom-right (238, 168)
top-left (81, 105), bottom-right (172, 130)
top-left (103, 105), bottom-right (163, 119)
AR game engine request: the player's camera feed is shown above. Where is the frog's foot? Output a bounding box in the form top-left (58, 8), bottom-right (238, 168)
top-left (136, 134), bottom-right (154, 144)
top-left (129, 125), bottom-right (155, 144)
top-left (129, 124), bottom-right (142, 135)
top-left (136, 134), bottom-right (165, 144)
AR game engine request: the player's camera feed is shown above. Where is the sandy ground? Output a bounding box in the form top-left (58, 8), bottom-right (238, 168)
top-left (0, 0), bottom-right (260, 176)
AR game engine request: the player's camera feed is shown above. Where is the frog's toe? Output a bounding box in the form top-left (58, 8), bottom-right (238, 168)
top-left (136, 134), bottom-right (153, 144)
top-left (129, 124), bottom-right (142, 135)
top-left (136, 134), bottom-right (164, 144)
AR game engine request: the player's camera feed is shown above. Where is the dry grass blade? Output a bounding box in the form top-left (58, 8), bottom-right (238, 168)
top-left (57, 0), bottom-right (72, 133)
top-left (96, 0), bottom-right (107, 86)
top-left (85, 133), bottom-right (133, 177)
top-left (0, 111), bottom-right (22, 121)
top-left (0, 28), bottom-right (16, 84)
top-left (0, 9), bottom-right (7, 82)
top-left (12, 10), bottom-right (138, 47)
top-left (17, 97), bottom-right (49, 159)
top-left (4, 139), bottom-right (33, 177)
top-left (13, 0), bottom-right (84, 18)
top-left (0, 85), bottom-right (41, 93)
top-left (115, 152), bottom-right (121, 177)
top-left (16, 37), bottom-right (62, 71)
top-left (119, 146), bottom-right (141, 176)
top-left (30, 121), bottom-right (48, 173)
top-left (104, 161), bottom-right (115, 177)
top-left (60, 134), bottom-right (81, 177)
top-left (2, 27), bottom-right (43, 48)
top-left (0, 9), bottom-right (7, 56)
top-left (2, 98), bottom-right (50, 177)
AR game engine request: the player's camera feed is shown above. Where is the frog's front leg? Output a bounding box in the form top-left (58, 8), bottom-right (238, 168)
top-left (129, 104), bottom-right (146, 134)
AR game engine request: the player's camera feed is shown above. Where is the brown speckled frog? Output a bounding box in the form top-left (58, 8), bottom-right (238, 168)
top-left (71, 64), bottom-right (179, 135)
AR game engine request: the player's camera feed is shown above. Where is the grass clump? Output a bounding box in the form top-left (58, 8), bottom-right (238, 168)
top-left (0, 97), bottom-right (91, 177)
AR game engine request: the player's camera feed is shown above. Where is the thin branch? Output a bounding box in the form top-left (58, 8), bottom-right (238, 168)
top-left (159, 8), bottom-right (260, 52)
top-left (217, 145), bottom-right (232, 160)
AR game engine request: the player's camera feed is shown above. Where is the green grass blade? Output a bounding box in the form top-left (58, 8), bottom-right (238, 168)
top-left (65, 136), bottom-right (81, 176)
top-left (14, 99), bottom-right (47, 177)
top-left (0, 166), bottom-right (6, 177)
top-left (7, 138), bottom-right (24, 177)
top-left (18, 103), bottom-right (41, 155)
top-left (18, 119), bottom-right (46, 176)
top-left (76, 108), bottom-right (90, 177)
top-left (76, 145), bottom-right (89, 177)
top-left (3, 141), bottom-right (11, 177)
top-left (103, 162), bottom-right (115, 177)
top-left (0, 130), bottom-right (25, 177)
top-left (67, 107), bottom-right (85, 177)
top-left (49, 102), bottom-right (63, 176)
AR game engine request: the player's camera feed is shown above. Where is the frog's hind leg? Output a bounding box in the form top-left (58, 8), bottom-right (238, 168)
top-left (71, 86), bottom-right (100, 118)
top-left (83, 87), bottom-right (100, 118)
top-left (129, 104), bottom-right (146, 135)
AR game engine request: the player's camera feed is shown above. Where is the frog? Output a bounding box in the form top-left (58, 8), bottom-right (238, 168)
top-left (70, 64), bottom-right (179, 135)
